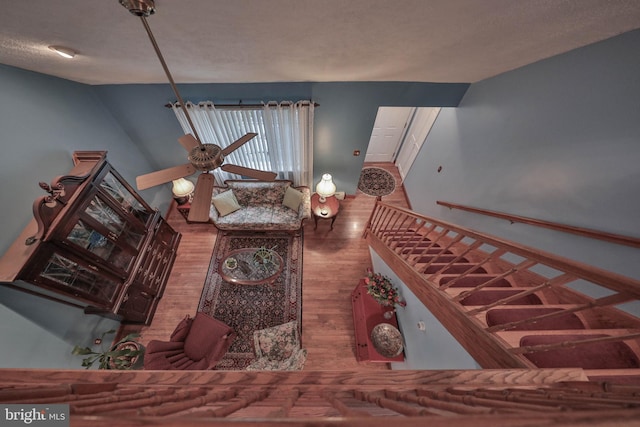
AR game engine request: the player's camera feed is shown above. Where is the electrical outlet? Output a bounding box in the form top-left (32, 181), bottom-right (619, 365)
top-left (417, 321), bottom-right (426, 332)
top-left (335, 191), bottom-right (346, 200)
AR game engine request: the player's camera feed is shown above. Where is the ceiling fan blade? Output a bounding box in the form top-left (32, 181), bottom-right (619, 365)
top-left (187, 173), bottom-right (215, 223)
top-left (221, 133), bottom-right (258, 157)
top-left (178, 134), bottom-right (200, 152)
top-left (221, 164), bottom-right (277, 181)
top-left (136, 163), bottom-right (196, 190)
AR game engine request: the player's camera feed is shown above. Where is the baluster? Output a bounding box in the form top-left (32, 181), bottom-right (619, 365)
top-left (323, 390), bottom-right (372, 417)
top-left (197, 388), bottom-right (271, 418)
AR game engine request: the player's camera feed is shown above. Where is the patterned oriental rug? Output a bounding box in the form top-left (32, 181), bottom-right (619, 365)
top-left (198, 231), bottom-right (303, 370)
top-left (358, 167), bottom-right (396, 197)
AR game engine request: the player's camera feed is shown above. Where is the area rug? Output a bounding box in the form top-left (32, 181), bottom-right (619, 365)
top-left (198, 231), bottom-right (303, 370)
top-left (358, 167), bottom-right (396, 197)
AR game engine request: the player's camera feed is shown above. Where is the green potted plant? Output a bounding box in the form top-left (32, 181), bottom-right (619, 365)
top-left (72, 329), bottom-right (145, 370)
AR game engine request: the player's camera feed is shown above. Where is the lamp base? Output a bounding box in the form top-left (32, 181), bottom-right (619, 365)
top-left (174, 195), bottom-right (189, 206)
top-left (319, 196), bottom-right (326, 203)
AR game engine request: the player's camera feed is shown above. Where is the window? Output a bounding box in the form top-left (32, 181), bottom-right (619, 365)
top-left (172, 101), bottom-right (314, 186)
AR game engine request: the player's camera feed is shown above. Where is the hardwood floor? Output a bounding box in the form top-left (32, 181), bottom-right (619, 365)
top-left (133, 162), bottom-right (409, 371)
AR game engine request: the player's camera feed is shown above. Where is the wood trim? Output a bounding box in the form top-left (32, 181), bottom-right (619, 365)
top-left (437, 201), bottom-right (640, 249)
top-left (0, 368), bottom-right (587, 387)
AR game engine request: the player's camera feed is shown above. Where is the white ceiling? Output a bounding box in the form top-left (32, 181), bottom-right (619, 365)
top-left (1, 0), bottom-right (640, 85)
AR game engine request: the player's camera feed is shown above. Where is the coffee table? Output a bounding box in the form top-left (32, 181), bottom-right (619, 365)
top-left (219, 248), bottom-right (284, 285)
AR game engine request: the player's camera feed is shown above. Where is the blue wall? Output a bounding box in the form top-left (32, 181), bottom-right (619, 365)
top-left (0, 65), bottom-right (151, 368)
top-left (405, 30), bottom-right (640, 284)
top-left (92, 81), bottom-right (468, 196)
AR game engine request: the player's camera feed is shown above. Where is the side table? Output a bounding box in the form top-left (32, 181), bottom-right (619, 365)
top-left (311, 193), bottom-right (339, 230)
top-left (176, 201), bottom-right (191, 222)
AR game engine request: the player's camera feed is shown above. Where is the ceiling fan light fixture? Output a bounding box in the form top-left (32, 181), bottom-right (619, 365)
top-left (188, 144), bottom-right (224, 171)
top-left (49, 46), bottom-right (76, 59)
top-left (119, 0), bottom-right (156, 16)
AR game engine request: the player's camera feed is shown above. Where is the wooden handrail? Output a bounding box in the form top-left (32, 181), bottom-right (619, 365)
top-left (436, 200), bottom-right (640, 249)
top-left (371, 201), bottom-right (640, 298)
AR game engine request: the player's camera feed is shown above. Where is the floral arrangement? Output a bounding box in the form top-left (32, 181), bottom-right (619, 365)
top-left (364, 268), bottom-right (406, 307)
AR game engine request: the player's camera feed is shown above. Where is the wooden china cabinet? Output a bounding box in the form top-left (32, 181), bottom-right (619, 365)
top-left (0, 151), bottom-right (180, 325)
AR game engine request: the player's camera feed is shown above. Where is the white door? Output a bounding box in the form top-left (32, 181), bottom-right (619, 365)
top-left (365, 107), bottom-right (414, 163)
top-left (396, 107), bottom-right (441, 180)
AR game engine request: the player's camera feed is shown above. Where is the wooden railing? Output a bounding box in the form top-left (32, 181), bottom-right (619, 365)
top-left (436, 200), bottom-right (640, 249)
top-left (2, 369), bottom-right (640, 425)
top-left (364, 200), bottom-right (640, 371)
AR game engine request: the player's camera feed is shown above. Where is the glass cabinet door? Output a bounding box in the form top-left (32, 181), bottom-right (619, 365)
top-left (84, 194), bottom-right (145, 250)
top-left (99, 171), bottom-right (152, 225)
top-left (37, 251), bottom-right (120, 304)
top-left (66, 219), bottom-right (135, 272)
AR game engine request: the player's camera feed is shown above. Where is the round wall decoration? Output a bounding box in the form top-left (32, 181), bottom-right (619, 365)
top-left (357, 167), bottom-right (396, 197)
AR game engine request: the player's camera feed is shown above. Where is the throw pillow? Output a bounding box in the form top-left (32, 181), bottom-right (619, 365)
top-left (282, 186), bottom-right (303, 212)
top-left (212, 189), bottom-right (241, 216)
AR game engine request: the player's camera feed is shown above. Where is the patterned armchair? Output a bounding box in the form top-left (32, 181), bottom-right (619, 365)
top-left (144, 312), bottom-right (236, 370)
top-left (245, 321), bottom-right (307, 371)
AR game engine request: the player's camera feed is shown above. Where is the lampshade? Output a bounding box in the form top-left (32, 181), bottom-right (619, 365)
top-left (316, 173), bottom-right (336, 202)
top-left (171, 178), bottom-right (194, 198)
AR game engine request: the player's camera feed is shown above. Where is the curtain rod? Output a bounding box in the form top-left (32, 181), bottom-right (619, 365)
top-left (164, 101), bottom-right (319, 109)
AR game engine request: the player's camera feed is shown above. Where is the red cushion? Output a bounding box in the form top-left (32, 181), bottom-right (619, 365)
top-left (170, 315), bottom-right (193, 342)
top-left (486, 308), bottom-right (585, 330)
top-left (519, 334), bottom-right (640, 369)
top-left (184, 312), bottom-right (235, 362)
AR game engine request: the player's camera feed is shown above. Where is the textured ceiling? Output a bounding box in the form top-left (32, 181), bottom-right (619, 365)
top-left (1, 0), bottom-right (639, 85)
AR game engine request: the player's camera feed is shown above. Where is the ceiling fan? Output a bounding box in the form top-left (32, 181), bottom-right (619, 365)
top-left (119, 0), bottom-right (277, 223)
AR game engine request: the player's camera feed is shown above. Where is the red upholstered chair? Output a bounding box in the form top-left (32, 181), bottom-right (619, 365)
top-left (144, 312), bottom-right (236, 370)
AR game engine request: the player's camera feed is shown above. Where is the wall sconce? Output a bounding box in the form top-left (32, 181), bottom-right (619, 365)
top-left (315, 173), bottom-right (336, 203)
top-left (172, 178), bottom-right (194, 205)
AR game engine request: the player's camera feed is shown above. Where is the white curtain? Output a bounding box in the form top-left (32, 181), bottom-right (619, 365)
top-left (171, 101), bottom-right (314, 186)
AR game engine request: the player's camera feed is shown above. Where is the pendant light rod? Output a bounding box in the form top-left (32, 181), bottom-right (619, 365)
top-left (139, 15), bottom-right (202, 147)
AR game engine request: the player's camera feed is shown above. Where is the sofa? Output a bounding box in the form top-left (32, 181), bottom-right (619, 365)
top-left (209, 180), bottom-right (311, 232)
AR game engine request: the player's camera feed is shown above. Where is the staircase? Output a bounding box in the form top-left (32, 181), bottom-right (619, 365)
top-left (365, 201), bottom-right (640, 382)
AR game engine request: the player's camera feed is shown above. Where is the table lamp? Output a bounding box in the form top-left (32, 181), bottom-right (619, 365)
top-left (172, 178), bottom-right (195, 205)
top-left (316, 173), bottom-right (336, 203)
